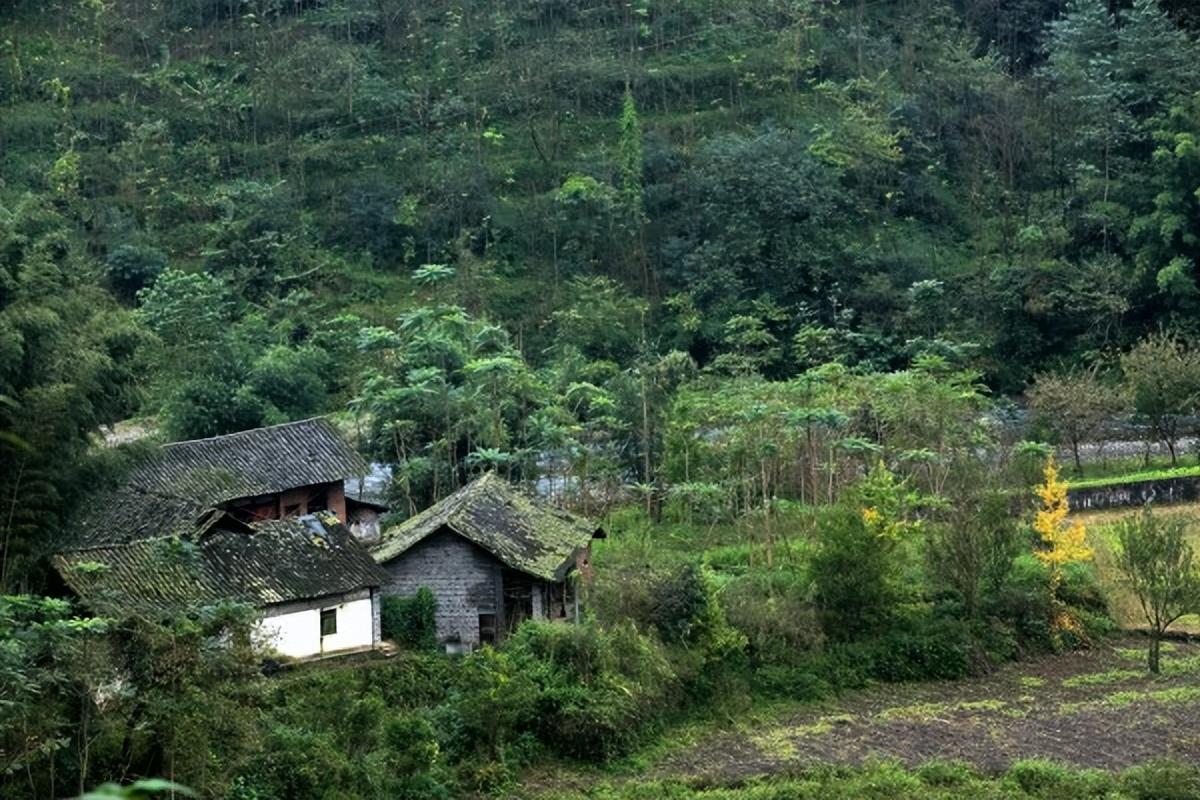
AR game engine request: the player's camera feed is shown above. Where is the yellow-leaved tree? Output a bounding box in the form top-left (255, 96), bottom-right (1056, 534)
top-left (1033, 457), bottom-right (1092, 582)
top-left (1033, 457), bottom-right (1093, 638)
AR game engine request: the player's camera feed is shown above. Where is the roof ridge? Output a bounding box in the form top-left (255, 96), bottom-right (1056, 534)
top-left (374, 472), bottom-right (600, 580)
top-left (160, 416), bottom-right (336, 449)
top-left (57, 532), bottom-right (192, 555)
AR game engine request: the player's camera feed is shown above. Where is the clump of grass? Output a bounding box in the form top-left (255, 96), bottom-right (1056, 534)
top-left (1062, 668), bottom-right (1142, 688)
top-left (750, 728), bottom-right (797, 760)
top-left (1018, 676), bottom-right (1046, 689)
top-left (1059, 685), bottom-right (1200, 714)
top-left (1116, 643), bottom-right (1177, 662)
top-left (1164, 655), bottom-right (1200, 676)
top-left (1146, 686), bottom-right (1200, 705)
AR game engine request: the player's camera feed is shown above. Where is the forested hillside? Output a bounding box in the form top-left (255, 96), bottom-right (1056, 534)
top-left (8, 3), bottom-right (1200, 798)
top-left (5, 0), bottom-right (1200, 383)
top-left (5, 0), bottom-right (1200, 581)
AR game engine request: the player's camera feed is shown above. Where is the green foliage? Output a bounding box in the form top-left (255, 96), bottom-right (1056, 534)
top-left (1120, 760), bottom-right (1200, 800)
top-left (82, 779), bottom-right (196, 799)
top-left (811, 506), bottom-right (905, 640)
top-left (1113, 509), bottom-right (1200, 672)
top-left (6, 0), bottom-right (1199, 792)
top-left (0, 198), bottom-right (146, 590)
top-left (0, 596), bottom-right (261, 800)
top-left (104, 244), bottom-right (167, 301)
top-left (382, 588), bottom-right (438, 651)
top-left (497, 621), bottom-right (678, 761)
top-left (1120, 333), bottom-right (1200, 465)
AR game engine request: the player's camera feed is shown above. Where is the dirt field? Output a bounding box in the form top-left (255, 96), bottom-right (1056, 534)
top-left (650, 638), bottom-right (1200, 782)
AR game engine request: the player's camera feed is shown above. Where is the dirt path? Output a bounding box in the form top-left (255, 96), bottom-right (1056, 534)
top-left (654, 638), bottom-right (1200, 781)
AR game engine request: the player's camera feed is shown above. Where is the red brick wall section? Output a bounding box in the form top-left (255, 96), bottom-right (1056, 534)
top-left (327, 483), bottom-right (346, 523)
top-left (278, 486), bottom-right (310, 517)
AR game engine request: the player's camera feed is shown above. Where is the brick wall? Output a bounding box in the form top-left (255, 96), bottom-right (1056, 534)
top-left (380, 528), bottom-right (502, 647)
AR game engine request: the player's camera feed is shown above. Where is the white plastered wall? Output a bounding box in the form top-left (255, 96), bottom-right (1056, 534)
top-left (256, 592), bottom-right (376, 659)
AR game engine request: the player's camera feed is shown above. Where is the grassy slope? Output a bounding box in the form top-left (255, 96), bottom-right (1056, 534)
top-left (1067, 465), bottom-right (1200, 490)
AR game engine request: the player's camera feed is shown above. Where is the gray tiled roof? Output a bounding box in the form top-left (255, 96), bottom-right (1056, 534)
top-left (70, 417), bottom-right (368, 548)
top-left (372, 472), bottom-right (603, 581)
top-left (55, 418), bottom-right (383, 614)
top-left (54, 514), bottom-right (387, 614)
top-left (142, 417), bottom-right (368, 501)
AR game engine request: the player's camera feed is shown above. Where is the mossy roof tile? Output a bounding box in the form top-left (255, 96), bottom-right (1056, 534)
top-left (55, 418), bottom-right (383, 614)
top-left (70, 417), bottom-right (368, 548)
top-left (372, 473), bottom-right (602, 581)
top-left (54, 514), bottom-right (387, 615)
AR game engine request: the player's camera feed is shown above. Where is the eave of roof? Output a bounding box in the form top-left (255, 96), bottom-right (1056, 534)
top-left (54, 514), bottom-right (387, 616)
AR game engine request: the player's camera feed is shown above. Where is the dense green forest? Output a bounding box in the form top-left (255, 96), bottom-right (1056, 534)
top-left (6, 0), bottom-right (1200, 574)
top-left (5, 0), bottom-right (1200, 797)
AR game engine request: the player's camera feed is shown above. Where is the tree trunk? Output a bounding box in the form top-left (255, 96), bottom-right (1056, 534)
top-left (1149, 634), bottom-right (1162, 674)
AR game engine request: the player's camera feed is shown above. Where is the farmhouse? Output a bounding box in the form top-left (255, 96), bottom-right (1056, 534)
top-left (52, 418), bottom-right (389, 660)
top-left (372, 473), bottom-right (604, 650)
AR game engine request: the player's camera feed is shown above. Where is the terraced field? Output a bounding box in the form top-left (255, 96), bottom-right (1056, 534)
top-left (654, 639), bottom-right (1200, 781)
top-left (525, 637), bottom-right (1200, 797)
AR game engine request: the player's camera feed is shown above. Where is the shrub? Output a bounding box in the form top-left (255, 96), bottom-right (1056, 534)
top-left (915, 760), bottom-right (979, 788)
top-left (1005, 759), bottom-right (1113, 799)
top-left (863, 613), bottom-right (972, 682)
top-left (238, 725), bottom-right (352, 800)
top-left (383, 588), bottom-right (438, 650)
top-left (753, 665), bottom-right (832, 701)
top-left (987, 553), bottom-right (1056, 651)
top-left (385, 714), bottom-right (451, 798)
top-left (385, 715), bottom-right (440, 775)
top-left (791, 646), bottom-right (872, 694)
top-left (651, 563), bottom-right (713, 643)
top-left (1121, 760), bottom-right (1200, 800)
top-left (723, 569), bottom-right (823, 666)
top-left (811, 507), bottom-right (903, 640)
top-left (502, 621), bottom-right (678, 761)
top-left (105, 243), bottom-right (167, 299)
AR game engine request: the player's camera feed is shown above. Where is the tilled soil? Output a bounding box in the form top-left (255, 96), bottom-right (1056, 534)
top-left (656, 639), bottom-right (1200, 781)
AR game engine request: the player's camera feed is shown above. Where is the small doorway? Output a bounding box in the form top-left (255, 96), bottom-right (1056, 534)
top-left (502, 569), bottom-right (533, 636)
top-left (478, 613), bottom-right (497, 645)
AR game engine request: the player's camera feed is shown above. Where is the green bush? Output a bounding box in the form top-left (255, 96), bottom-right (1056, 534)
top-left (723, 569), bottom-right (823, 667)
top-left (753, 665), bottom-right (832, 701)
top-left (811, 507), bottom-right (903, 640)
top-left (501, 621), bottom-right (678, 761)
top-left (385, 716), bottom-right (450, 799)
top-left (105, 243), bottom-right (167, 299)
top-left (383, 588), bottom-right (438, 651)
top-left (864, 613), bottom-right (972, 682)
top-left (1005, 759), bottom-right (1113, 799)
top-left (651, 563), bottom-right (714, 643)
top-left (237, 725), bottom-right (352, 800)
top-left (987, 553), bottom-right (1056, 651)
top-left (1121, 760), bottom-right (1200, 800)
